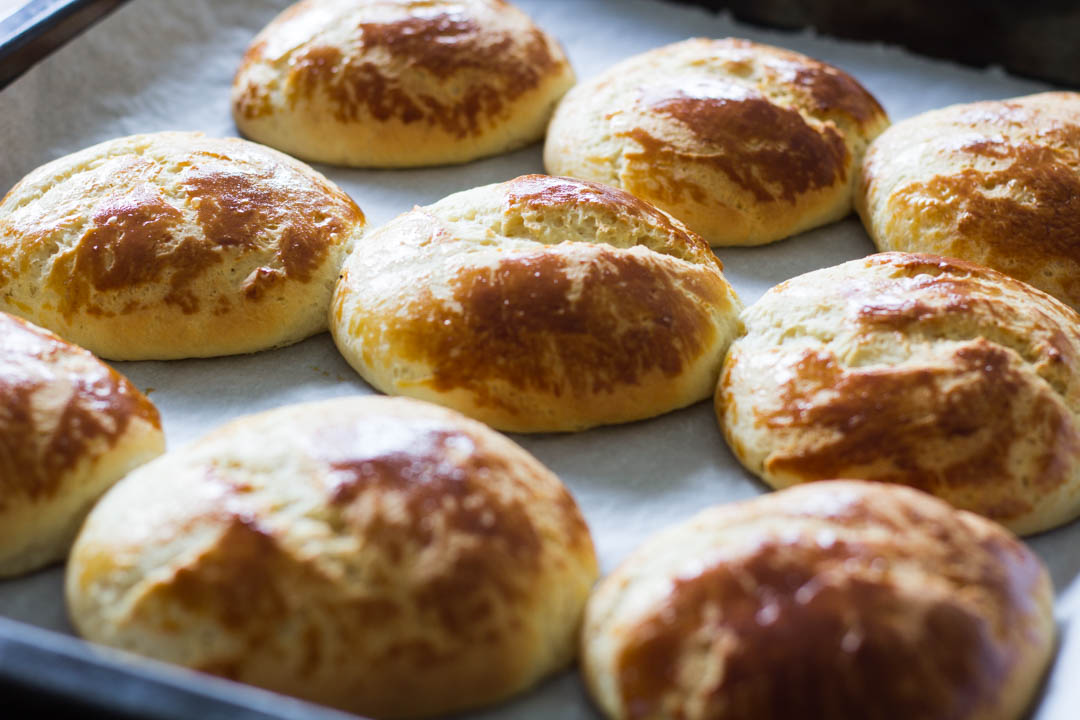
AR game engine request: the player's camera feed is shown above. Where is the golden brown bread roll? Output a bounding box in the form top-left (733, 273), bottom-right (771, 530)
top-left (0, 131), bottom-right (366, 360)
top-left (544, 38), bottom-right (889, 246)
top-left (232, 0), bottom-right (575, 167)
top-left (717, 252), bottom-right (1080, 535)
top-left (66, 395), bottom-right (598, 719)
top-left (858, 91), bottom-right (1080, 311)
top-left (0, 312), bottom-right (163, 577)
top-left (330, 174), bottom-right (743, 432)
top-left (582, 481), bottom-right (1056, 720)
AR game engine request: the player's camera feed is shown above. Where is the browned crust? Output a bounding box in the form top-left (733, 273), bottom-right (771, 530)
top-left (613, 37), bottom-right (887, 212)
top-left (377, 246), bottom-right (726, 417)
top-left (3, 142), bottom-right (363, 320)
top-left (759, 342), bottom-right (1079, 521)
top-left (0, 312), bottom-right (160, 503)
top-left (692, 37), bottom-right (887, 130)
top-left (622, 85), bottom-right (850, 207)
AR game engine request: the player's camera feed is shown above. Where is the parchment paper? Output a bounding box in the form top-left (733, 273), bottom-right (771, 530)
top-left (0, 1), bottom-right (1077, 717)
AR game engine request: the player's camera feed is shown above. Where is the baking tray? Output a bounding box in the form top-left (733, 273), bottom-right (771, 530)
top-left (0, 0), bottom-right (127, 89)
top-left (0, 0), bottom-right (1078, 718)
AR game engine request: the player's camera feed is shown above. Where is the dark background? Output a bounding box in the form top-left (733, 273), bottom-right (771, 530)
top-left (3, 1), bottom-right (1080, 90)
top-left (671, 0), bottom-right (1080, 87)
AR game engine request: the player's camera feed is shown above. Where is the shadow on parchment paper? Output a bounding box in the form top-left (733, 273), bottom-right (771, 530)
top-left (715, 216), bottom-right (879, 305)
top-left (515, 398), bottom-right (766, 502)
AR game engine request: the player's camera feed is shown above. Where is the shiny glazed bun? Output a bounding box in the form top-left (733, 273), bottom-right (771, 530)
top-left (859, 91), bottom-right (1080, 311)
top-left (0, 131), bottom-right (365, 360)
top-left (718, 252), bottom-right (1080, 535)
top-left (330, 174), bottom-right (743, 432)
top-left (233, 0), bottom-right (575, 167)
top-left (0, 312), bottom-right (163, 577)
top-left (66, 395), bottom-right (598, 719)
top-left (582, 481), bottom-right (1055, 720)
top-left (545, 38), bottom-right (888, 246)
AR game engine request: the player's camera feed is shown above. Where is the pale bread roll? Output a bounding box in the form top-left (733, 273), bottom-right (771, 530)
top-left (718, 252), bottom-right (1080, 535)
top-left (0, 312), bottom-right (163, 577)
top-left (66, 395), bottom-right (597, 719)
top-left (330, 174), bottom-right (743, 433)
top-left (544, 38), bottom-right (889, 246)
top-left (0, 132), bottom-right (366, 360)
top-left (582, 481), bottom-right (1055, 720)
top-left (232, 0), bottom-right (575, 167)
top-left (858, 91), bottom-right (1080, 311)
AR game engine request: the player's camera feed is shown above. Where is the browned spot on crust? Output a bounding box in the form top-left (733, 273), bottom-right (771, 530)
top-left (185, 169), bottom-right (269, 251)
top-left (0, 313), bottom-right (160, 501)
top-left (181, 161), bottom-right (358, 278)
top-left (891, 141), bottom-right (1080, 286)
top-left (199, 658), bottom-right (244, 681)
top-left (616, 530), bottom-right (1017, 720)
top-left (791, 65), bottom-right (885, 126)
top-left (358, 14), bottom-right (493, 79)
top-left (855, 289), bottom-right (975, 328)
top-left (310, 418), bottom-right (571, 633)
top-left (299, 625), bottom-right (322, 678)
top-left (386, 250), bottom-right (722, 414)
top-left (698, 38), bottom-right (884, 127)
top-left (622, 87), bottom-right (849, 205)
top-left (171, 516), bottom-right (289, 631)
top-left (233, 40), bottom-right (272, 119)
top-left (287, 11), bottom-right (558, 136)
top-left (78, 185), bottom-right (187, 290)
top-left (759, 341), bottom-right (1078, 520)
top-left (241, 266), bottom-right (285, 301)
top-left (323, 426), bottom-right (541, 566)
top-left (38, 149), bottom-right (362, 318)
top-left (57, 185), bottom-right (217, 316)
top-left (291, 46), bottom-right (424, 124)
top-left (620, 128), bottom-right (713, 207)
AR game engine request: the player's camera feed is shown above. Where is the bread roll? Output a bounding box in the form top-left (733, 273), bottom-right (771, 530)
top-left (66, 395), bottom-right (597, 719)
top-left (544, 38), bottom-right (888, 246)
top-left (232, 0), bottom-right (575, 167)
top-left (0, 132), bottom-right (365, 360)
top-left (330, 174), bottom-right (743, 432)
top-left (582, 481), bottom-right (1055, 720)
top-left (718, 252), bottom-right (1080, 535)
top-left (0, 312), bottom-right (163, 577)
top-left (858, 91), bottom-right (1080, 311)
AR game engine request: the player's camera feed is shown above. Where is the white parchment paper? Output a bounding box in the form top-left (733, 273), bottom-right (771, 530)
top-left (0, 1), bottom-right (1077, 717)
